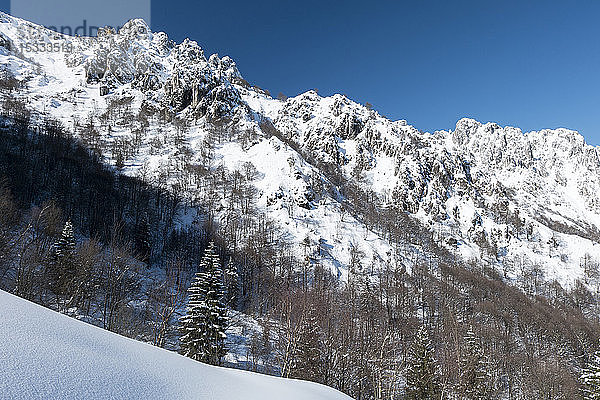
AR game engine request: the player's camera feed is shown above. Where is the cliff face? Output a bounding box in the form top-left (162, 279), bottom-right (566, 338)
top-left (2, 11), bottom-right (600, 286)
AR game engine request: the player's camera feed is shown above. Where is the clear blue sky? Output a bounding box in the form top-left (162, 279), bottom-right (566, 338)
top-left (3, 1), bottom-right (600, 145)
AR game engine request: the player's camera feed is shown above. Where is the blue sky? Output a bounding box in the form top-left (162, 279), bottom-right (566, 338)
top-left (3, 1), bottom-right (600, 145)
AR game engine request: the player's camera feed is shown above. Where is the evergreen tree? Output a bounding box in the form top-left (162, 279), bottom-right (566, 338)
top-left (405, 326), bottom-right (442, 400)
top-left (179, 271), bottom-right (210, 360)
top-left (582, 346), bottom-right (600, 400)
top-left (115, 150), bottom-right (125, 170)
top-left (134, 214), bottom-right (151, 264)
top-left (51, 220), bottom-right (77, 294)
top-left (459, 327), bottom-right (491, 400)
top-left (179, 242), bottom-right (228, 365)
top-left (224, 257), bottom-right (239, 308)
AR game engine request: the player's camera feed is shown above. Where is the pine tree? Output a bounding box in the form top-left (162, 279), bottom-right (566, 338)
top-left (223, 257), bottom-right (239, 308)
top-left (55, 221), bottom-right (76, 260)
top-left (581, 346), bottom-right (600, 400)
top-left (179, 242), bottom-right (228, 365)
top-left (115, 150), bottom-right (125, 170)
top-left (179, 271), bottom-right (210, 360)
top-left (405, 326), bottom-right (442, 400)
top-left (51, 221), bottom-right (77, 294)
top-left (134, 214), bottom-right (151, 263)
top-left (459, 327), bottom-right (491, 400)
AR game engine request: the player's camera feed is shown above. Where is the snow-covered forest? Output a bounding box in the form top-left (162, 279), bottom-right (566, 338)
top-left (2, 11), bottom-right (600, 399)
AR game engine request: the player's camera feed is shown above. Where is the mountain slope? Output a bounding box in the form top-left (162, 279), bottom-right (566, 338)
top-left (0, 289), bottom-right (351, 400)
top-left (2, 12), bottom-right (600, 400)
top-left (1, 11), bottom-right (600, 288)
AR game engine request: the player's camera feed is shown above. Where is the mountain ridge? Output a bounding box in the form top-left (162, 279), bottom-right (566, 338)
top-left (1, 11), bottom-right (599, 288)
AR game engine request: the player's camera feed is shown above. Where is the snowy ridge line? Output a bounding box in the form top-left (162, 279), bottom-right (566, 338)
top-left (1, 10), bottom-right (600, 289)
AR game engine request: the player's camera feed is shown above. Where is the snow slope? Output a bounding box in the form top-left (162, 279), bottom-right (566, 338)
top-left (0, 290), bottom-right (351, 400)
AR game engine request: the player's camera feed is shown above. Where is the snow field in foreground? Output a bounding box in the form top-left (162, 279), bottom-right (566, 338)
top-left (0, 290), bottom-right (351, 400)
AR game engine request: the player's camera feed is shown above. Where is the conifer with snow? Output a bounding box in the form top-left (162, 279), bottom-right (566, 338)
top-left (224, 257), bottom-right (239, 308)
top-left (179, 242), bottom-right (228, 365)
top-left (581, 346), bottom-right (600, 400)
top-left (51, 220), bottom-right (77, 294)
top-left (405, 326), bottom-right (442, 400)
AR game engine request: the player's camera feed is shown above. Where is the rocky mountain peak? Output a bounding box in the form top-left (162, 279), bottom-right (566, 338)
top-left (1, 12), bottom-right (600, 287)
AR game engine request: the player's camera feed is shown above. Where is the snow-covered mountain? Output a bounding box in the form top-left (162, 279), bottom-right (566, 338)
top-left (0, 289), bottom-right (351, 400)
top-left (1, 11), bottom-right (599, 288)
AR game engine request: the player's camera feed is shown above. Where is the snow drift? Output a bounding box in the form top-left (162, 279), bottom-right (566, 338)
top-left (0, 290), bottom-right (351, 400)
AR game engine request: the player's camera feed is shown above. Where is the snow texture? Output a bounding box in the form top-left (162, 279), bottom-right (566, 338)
top-left (0, 289), bottom-right (351, 400)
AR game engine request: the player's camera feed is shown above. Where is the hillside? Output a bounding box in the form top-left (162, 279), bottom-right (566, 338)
top-left (0, 289), bottom-right (351, 400)
top-left (1, 11), bottom-right (600, 399)
top-left (0, 12), bottom-right (599, 286)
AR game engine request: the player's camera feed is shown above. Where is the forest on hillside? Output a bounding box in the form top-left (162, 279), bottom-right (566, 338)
top-left (2, 79), bottom-right (600, 399)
